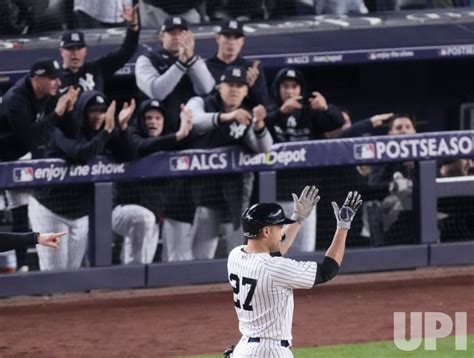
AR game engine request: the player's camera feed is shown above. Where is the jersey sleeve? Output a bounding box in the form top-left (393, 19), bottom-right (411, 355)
top-left (266, 256), bottom-right (317, 289)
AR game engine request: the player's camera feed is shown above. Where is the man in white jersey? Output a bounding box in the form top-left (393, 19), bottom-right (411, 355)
top-left (226, 186), bottom-right (362, 357)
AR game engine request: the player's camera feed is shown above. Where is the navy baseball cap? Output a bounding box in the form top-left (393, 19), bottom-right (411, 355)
top-left (161, 17), bottom-right (188, 32)
top-left (60, 31), bottom-right (86, 49)
top-left (86, 94), bottom-right (108, 111)
top-left (220, 66), bottom-right (247, 85)
top-left (278, 67), bottom-right (304, 87)
top-left (29, 59), bottom-right (61, 78)
top-left (218, 19), bottom-right (244, 37)
top-left (142, 99), bottom-right (166, 115)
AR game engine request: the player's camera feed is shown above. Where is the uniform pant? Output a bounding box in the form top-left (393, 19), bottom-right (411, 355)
top-left (112, 205), bottom-right (158, 264)
top-left (232, 336), bottom-right (293, 358)
top-left (29, 197), bottom-right (89, 271)
top-left (161, 218), bottom-right (193, 261)
top-left (279, 201), bottom-right (317, 252)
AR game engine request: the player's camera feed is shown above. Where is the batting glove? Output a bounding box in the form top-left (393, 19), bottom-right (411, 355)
top-left (291, 185), bottom-right (320, 223)
top-left (331, 191), bottom-right (363, 229)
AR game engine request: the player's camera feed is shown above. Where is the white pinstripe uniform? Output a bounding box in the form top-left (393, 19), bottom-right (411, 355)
top-left (227, 245), bottom-right (317, 358)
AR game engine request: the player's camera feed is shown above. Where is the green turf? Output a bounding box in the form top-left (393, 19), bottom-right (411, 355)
top-left (186, 335), bottom-right (473, 357)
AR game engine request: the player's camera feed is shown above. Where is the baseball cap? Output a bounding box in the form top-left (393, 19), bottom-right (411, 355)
top-left (142, 99), bottom-right (166, 115)
top-left (86, 94), bottom-right (108, 111)
top-left (218, 19), bottom-right (244, 37)
top-left (60, 31), bottom-right (86, 49)
top-left (161, 17), bottom-right (188, 32)
top-left (29, 59), bottom-right (61, 78)
top-left (219, 66), bottom-right (247, 85)
top-left (278, 67), bottom-right (304, 87)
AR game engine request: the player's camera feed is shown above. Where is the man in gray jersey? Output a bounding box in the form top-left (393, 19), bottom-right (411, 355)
top-left (227, 186), bottom-right (362, 357)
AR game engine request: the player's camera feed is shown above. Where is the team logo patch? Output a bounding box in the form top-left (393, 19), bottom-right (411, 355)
top-left (232, 68), bottom-right (242, 77)
top-left (170, 156), bottom-right (190, 171)
top-left (287, 69), bottom-right (296, 77)
top-left (13, 167), bottom-right (33, 183)
top-left (354, 143), bottom-right (376, 160)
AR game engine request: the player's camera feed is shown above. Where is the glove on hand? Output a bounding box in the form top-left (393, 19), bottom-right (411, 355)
top-left (331, 191), bottom-right (363, 229)
top-left (291, 186), bottom-right (320, 223)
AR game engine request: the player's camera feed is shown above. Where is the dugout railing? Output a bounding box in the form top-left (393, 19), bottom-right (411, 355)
top-left (0, 131), bottom-right (473, 297)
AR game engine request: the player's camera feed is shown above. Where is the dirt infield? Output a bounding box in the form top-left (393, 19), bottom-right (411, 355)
top-left (0, 266), bottom-right (473, 357)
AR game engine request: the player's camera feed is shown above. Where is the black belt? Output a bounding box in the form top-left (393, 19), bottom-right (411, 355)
top-left (248, 337), bottom-right (290, 347)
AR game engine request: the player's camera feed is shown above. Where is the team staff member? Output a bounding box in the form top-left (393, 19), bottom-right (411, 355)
top-left (186, 66), bottom-right (272, 259)
top-left (227, 187), bottom-right (362, 357)
top-left (135, 16), bottom-right (215, 133)
top-left (0, 58), bottom-right (78, 271)
top-left (0, 232), bottom-right (65, 253)
top-left (115, 99), bottom-right (193, 263)
top-left (59, 4), bottom-right (139, 93)
top-left (0, 59), bottom-right (79, 161)
top-left (30, 91), bottom-right (136, 271)
top-left (266, 67), bottom-right (345, 253)
top-left (206, 19), bottom-right (270, 108)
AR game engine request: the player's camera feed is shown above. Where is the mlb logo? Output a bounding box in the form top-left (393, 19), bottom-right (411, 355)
top-left (13, 167), bottom-right (33, 182)
top-left (354, 143), bottom-right (376, 160)
top-left (170, 156), bottom-right (190, 171)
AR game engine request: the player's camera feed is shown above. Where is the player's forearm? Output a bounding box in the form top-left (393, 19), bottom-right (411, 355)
top-left (324, 228), bottom-right (348, 266)
top-left (279, 222), bottom-right (302, 255)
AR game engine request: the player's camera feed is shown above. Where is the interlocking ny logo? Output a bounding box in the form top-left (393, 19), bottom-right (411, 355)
top-left (229, 122), bottom-right (246, 139)
top-left (393, 312), bottom-right (467, 351)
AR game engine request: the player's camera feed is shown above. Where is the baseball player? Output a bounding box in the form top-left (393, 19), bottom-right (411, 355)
top-left (227, 186), bottom-right (362, 357)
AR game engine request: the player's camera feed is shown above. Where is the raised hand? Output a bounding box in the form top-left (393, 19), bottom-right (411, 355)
top-left (331, 191), bottom-right (363, 230)
top-left (122, 4), bottom-right (139, 30)
top-left (118, 98), bottom-right (136, 130)
top-left (66, 87), bottom-right (81, 112)
top-left (252, 105), bottom-right (266, 130)
top-left (104, 100), bottom-right (116, 133)
top-left (246, 60), bottom-right (260, 88)
top-left (309, 91), bottom-right (328, 111)
top-left (179, 30), bottom-right (195, 63)
top-left (280, 96), bottom-right (303, 114)
top-left (370, 113), bottom-right (394, 127)
top-left (176, 104), bottom-right (193, 140)
top-left (291, 186), bottom-right (320, 223)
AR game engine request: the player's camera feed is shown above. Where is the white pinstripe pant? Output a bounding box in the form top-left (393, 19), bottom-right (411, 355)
top-left (112, 204), bottom-right (158, 264)
top-left (232, 336), bottom-right (293, 358)
top-left (29, 196), bottom-right (88, 271)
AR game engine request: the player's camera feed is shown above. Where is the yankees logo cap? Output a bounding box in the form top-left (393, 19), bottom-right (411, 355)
top-left (161, 16), bottom-right (189, 32)
top-left (217, 19), bottom-right (244, 37)
top-left (29, 58), bottom-right (61, 79)
top-left (220, 66), bottom-right (247, 85)
top-left (60, 31), bottom-right (86, 49)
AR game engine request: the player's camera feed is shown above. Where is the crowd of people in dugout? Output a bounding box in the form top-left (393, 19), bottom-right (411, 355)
top-left (0, 7), bottom-right (472, 273)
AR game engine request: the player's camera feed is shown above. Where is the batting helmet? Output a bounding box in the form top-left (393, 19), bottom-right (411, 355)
top-left (242, 203), bottom-right (295, 238)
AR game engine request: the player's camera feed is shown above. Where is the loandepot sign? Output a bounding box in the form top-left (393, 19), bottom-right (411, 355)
top-left (238, 148), bottom-right (307, 167)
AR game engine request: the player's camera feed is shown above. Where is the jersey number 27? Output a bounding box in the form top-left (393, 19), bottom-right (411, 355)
top-left (229, 274), bottom-right (257, 311)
